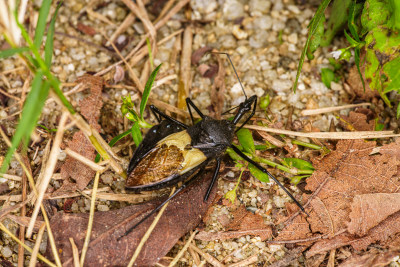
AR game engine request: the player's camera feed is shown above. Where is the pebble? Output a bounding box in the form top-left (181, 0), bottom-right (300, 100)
top-left (249, 31), bottom-right (268, 48)
top-left (219, 34), bottom-right (236, 49)
top-left (223, 0), bottom-right (244, 20)
top-left (97, 204), bottom-right (109, 212)
top-left (288, 33), bottom-right (298, 44)
top-left (271, 79), bottom-right (292, 92)
top-left (232, 25), bottom-right (248, 40)
top-left (253, 15), bottom-right (272, 30)
top-left (249, 0), bottom-right (271, 15)
top-left (1, 246), bottom-right (13, 258)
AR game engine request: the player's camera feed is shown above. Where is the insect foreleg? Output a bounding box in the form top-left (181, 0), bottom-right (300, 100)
top-left (149, 105), bottom-right (188, 128)
top-left (230, 145), bottom-right (307, 214)
top-left (186, 97), bottom-right (205, 125)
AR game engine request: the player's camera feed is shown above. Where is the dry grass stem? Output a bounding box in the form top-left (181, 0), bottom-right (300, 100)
top-left (0, 200), bottom-right (29, 221)
top-left (245, 125), bottom-right (400, 139)
top-left (169, 230), bottom-right (198, 267)
top-left (28, 223), bottom-right (46, 267)
top-left (65, 148), bottom-right (106, 172)
top-left (106, 13), bottom-right (135, 46)
top-left (189, 243), bottom-right (225, 267)
top-left (69, 238), bottom-right (80, 267)
top-left (301, 103), bottom-right (371, 116)
top-left (86, 8), bottom-right (115, 26)
top-left (1, 173), bottom-right (22, 181)
top-left (27, 112), bottom-right (69, 238)
top-left (227, 253), bottom-right (259, 267)
top-left (0, 127), bottom-right (62, 266)
top-left (0, 222), bottom-right (57, 267)
top-left (128, 187), bottom-right (177, 267)
top-left (154, 0), bottom-right (175, 24)
top-left (80, 171), bottom-right (100, 266)
top-left (177, 25), bottom-right (193, 109)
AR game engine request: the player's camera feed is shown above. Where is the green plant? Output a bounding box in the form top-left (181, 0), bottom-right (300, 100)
top-left (226, 128), bottom-right (315, 188)
top-left (294, 0), bottom-right (400, 108)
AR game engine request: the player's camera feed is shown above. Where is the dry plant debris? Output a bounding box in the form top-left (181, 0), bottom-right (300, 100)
top-left (57, 76), bottom-right (104, 192)
top-left (45, 171), bottom-right (217, 266)
top-left (276, 139), bottom-right (400, 261)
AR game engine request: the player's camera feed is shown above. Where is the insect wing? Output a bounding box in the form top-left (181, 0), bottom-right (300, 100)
top-left (126, 129), bottom-right (207, 190)
top-left (127, 120), bottom-right (184, 174)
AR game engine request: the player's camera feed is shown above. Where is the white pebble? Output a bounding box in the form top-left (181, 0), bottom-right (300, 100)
top-left (1, 246), bottom-right (13, 258)
top-left (97, 204), bottom-right (109, 212)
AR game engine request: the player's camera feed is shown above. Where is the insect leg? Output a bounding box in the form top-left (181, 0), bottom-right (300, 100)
top-left (149, 105), bottom-right (188, 129)
top-left (230, 145), bottom-right (308, 215)
top-left (186, 98), bottom-right (205, 124)
top-left (118, 166), bottom-right (208, 240)
top-left (235, 97), bottom-right (257, 132)
top-left (204, 157), bottom-right (221, 201)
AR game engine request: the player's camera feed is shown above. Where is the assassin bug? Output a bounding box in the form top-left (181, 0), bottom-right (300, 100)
top-left (120, 53), bottom-right (306, 239)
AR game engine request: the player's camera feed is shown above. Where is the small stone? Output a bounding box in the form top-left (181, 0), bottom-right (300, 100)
top-left (219, 34), bottom-right (236, 49)
top-left (288, 33), bottom-right (298, 44)
top-left (97, 204), bottom-right (109, 212)
top-left (271, 79), bottom-right (292, 92)
top-left (249, 31), bottom-right (268, 48)
top-left (232, 25), bottom-right (248, 40)
top-left (331, 81), bottom-right (343, 91)
top-left (253, 15), bottom-right (272, 30)
top-left (1, 246), bottom-right (13, 258)
top-left (223, 0), bottom-right (244, 20)
top-left (249, 0), bottom-right (271, 14)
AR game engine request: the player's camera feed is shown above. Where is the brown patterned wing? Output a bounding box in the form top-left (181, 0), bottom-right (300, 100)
top-left (126, 144), bottom-right (184, 187)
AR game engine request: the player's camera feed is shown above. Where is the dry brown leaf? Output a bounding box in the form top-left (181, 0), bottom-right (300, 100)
top-left (347, 65), bottom-right (379, 100)
top-left (340, 110), bottom-right (375, 131)
top-left (195, 228), bottom-right (272, 241)
top-left (77, 23), bottom-right (97, 36)
top-left (58, 76), bottom-right (103, 192)
top-left (339, 248), bottom-right (400, 267)
top-left (348, 193), bottom-right (400, 236)
top-left (191, 46), bottom-right (213, 65)
top-left (277, 140), bottom-right (400, 256)
top-left (46, 172), bottom-right (217, 266)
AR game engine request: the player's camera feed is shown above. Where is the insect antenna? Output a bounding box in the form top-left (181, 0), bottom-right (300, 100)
top-left (210, 52), bottom-right (248, 100)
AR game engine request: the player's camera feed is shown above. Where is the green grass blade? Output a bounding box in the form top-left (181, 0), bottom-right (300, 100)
top-left (292, 0), bottom-right (331, 93)
top-left (131, 122), bottom-right (143, 146)
top-left (140, 63), bottom-right (162, 119)
top-left (45, 2), bottom-right (61, 67)
top-left (33, 0), bottom-right (52, 48)
top-left (95, 129), bottom-right (131, 162)
top-left (1, 72), bottom-right (49, 173)
top-left (0, 47), bottom-right (29, 58)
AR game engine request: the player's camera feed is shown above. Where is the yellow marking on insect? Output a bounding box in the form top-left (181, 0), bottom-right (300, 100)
top-left (158, 130), bottom-right (207, 175)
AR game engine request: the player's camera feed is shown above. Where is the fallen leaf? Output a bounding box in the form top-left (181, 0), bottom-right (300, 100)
top-left (347, 64), bottom-right (379, 100)
top-left (339, 248), bottom-right (400, 267)
top-left (196, 228), bottom-right (272, 241)
top-left (348, 193), bottom-right (400, 236)
top-left (77, 23), bottom-right (96, 36)
top-left (191, 46), bottom-right (213, 65)
top-left (340, 110), bottom-right (375, 131)
top-left (46, 171), bottom-right (217, 266)
top-left (277, 140), bottom-right (400, 257)
top-left (57, 76), bottom-right (103, 192)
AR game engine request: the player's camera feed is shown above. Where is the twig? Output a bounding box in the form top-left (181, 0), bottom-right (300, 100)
top-left (127, 187), bottom-right (177, 266)
top-left (106, 13), bottom-right (135, 46)
top-left (227, 253), bottom-right (259, 267)
top-left (0, 126), bottom-right (62, 266)
top-left (28, 223), bottom-right (46, 267)
top-left (189, 243), bottom-right (225, 267)
top-left (245, 125), bottom-right (400, 139)
top-left (177, 25), bottom-right (193, 109)
top-left (69, 238), bottom-right (80, 267)
top-left (27, 111), bottom-right (68, 238)
top-left (17, 152), bottom-right (29, 267)
top-left (0, 173), bottom-right (22, 181)
top-left (65, 148), bottom-right (106, 172)
top-left (301, 103), bottom-right (371, 116)
top-left (169, 230), bottom-right (198, 267)
top-left (80, 171), bottom-right (101, 266)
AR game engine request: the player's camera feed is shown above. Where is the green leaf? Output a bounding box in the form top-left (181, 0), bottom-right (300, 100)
top-left (282, 158), bottom-right (315, 171)
top-left (321, 0), bottom-right (352, 46)
top-left (224, 189), bottom-right (237, 204)
top-left (306, 14), bottom-right (325, 59)
top-left (344, 30), bottom-right (359, 46)
top-left (95, 129), bottom-right (131, 162)
top-left (0, 47), bottom-right (29, 58)
top-left (236, 128), bottom-right (255, 154)
top-left (374, 119), bottom-right (385, 131)
top-left (248, 164), bottom-right (270, 182)
top-left (291, 175), bottom-right (310, 185)
top-left (348, 0), bottom-right (361, 42)
top-left (388, 0), bottom-right (400, 30)
top-left (131, 122), bottom-right (143, 146)
top-left (44, 2), bottom-right (61, 68)
top-left (33, 0), bottom-right (52, 48)
top-left (259, 95), bottom-right (270, 110)
top-left (293, 0), bottom-right (331, 92)
top-left (397, 102), bottom-right (400, 119)
top-left (1, 72), bottom-right (50, 173)
top-left (361, 0), bottom-right (391, 34)
top-left (140, 63), bottom-right (162, 120)
top-left (226, 147), bottom-right (242, 162)
top-left (382, 57), bottom-right (400, 93)
top-left (321, 68), bottom-right (336, 88)
top-left (121, 95), bottom-right (139, 122)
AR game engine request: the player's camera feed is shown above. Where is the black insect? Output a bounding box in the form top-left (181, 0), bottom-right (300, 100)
top-left (120, 53), bottom-right (306, 239)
